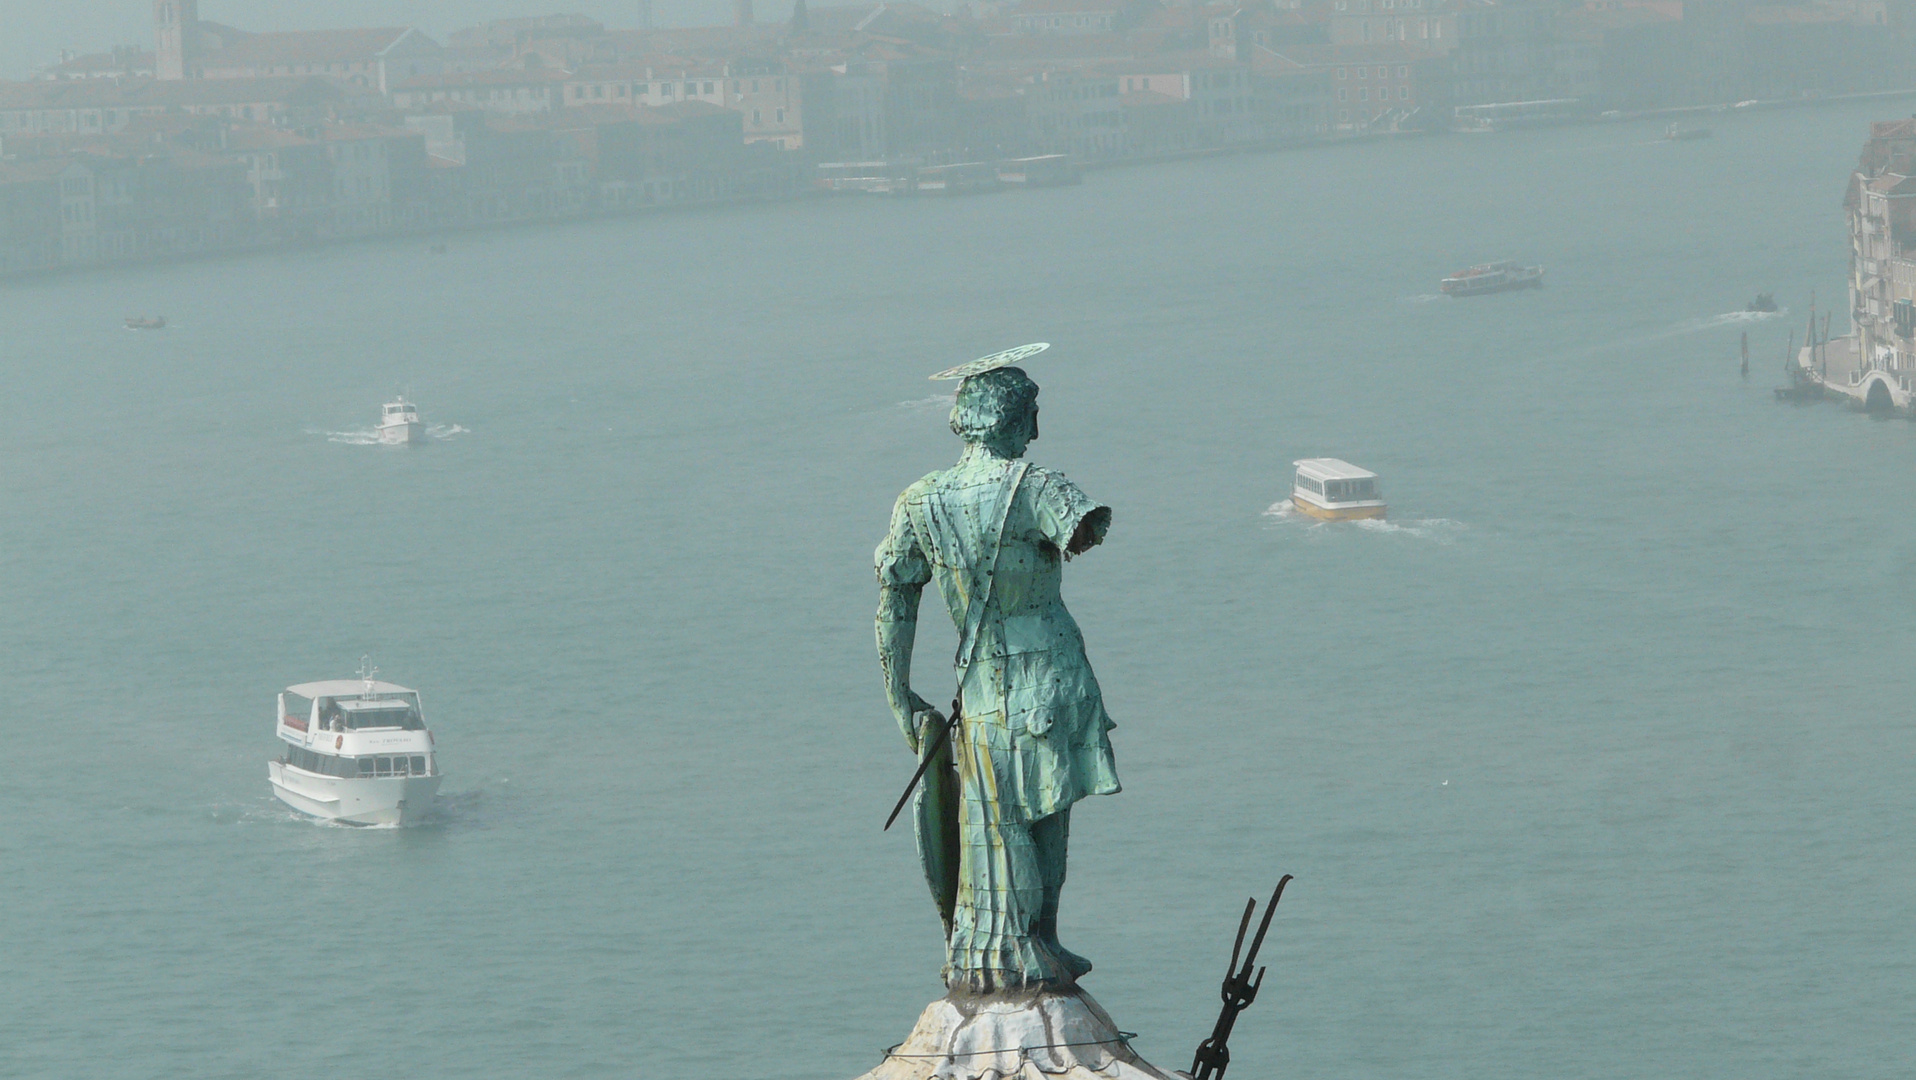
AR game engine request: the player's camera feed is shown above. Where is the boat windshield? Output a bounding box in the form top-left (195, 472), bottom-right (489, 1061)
top-left (1324, 478), bottom-right (1379, 502)
top-left (313, 693), bottom-right (424, 731)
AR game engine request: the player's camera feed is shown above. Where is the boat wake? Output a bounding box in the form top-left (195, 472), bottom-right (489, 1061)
top-left (1675, 308), bottom-right (1788, 334)
top-left (1352, 516), bottom-right (1465, 540)
top-left (1262, 500), bottom-right (1464, 542)
top-left (316, 423), bottom-right (467, 444)
top-left (214, 798), bottom-right (405, 829)
top-left (1403, 293), bottom-right (1447, 304)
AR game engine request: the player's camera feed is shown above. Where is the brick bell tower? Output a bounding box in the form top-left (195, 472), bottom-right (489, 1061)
top-left (155, 0), bottom-right (199, 80)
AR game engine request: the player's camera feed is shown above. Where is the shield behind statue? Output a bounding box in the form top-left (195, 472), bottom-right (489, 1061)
top-left (915, 729), bottom-right (959, 933)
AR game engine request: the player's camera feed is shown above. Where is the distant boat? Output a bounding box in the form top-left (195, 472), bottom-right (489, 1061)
top-left (1440, 260), bottom-right (1544, 297)
top-left (124, 315), bottom-right (166, 330)
top-left (1747, 292), bottom-right (1778, 313)
top-left (1292, 459), bottom-right (1386, 521)
top-left (1665, 124), bottom-right (1711, 141)
top-left (377, 397), bottom-right (424, 445)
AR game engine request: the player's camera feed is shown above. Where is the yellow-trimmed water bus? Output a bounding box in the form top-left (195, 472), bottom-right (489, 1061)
top-left (1291, 458), bottom-right (1386, 521)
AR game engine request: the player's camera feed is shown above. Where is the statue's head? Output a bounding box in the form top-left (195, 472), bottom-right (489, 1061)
top-left (950, 366), bottom-right (1039, 458)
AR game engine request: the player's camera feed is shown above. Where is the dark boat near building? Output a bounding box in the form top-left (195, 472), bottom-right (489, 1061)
top-left (1440, 261), bottom-right (1545, 297)
top-left (1747, 292), bottom-right (1778, 312)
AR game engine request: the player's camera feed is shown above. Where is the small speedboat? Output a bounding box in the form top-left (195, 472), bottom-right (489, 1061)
top-left (1440, 261), bottom-right (1544, 297)
top-left (377, 397), bottom-right (424, 445)
top-left (1747, 293), bottom-right (1778, 313)
top-left (124, 315), bottom-right (166, 330)
top-left (1665, 124), bottom-right (1711, 141)
top-left (269, 665), bottom-right (443, 826)
top-left (1292, 458), bottom-right (1386, 521)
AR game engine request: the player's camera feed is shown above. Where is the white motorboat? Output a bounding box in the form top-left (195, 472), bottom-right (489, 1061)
top-left (377, 397), bottom-right (424, 445)
top-left (268, 666), bottom-right (442, 825)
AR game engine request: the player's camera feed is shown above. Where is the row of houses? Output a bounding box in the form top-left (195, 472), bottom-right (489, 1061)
top-left (0, 100), bottom-right (795, 275)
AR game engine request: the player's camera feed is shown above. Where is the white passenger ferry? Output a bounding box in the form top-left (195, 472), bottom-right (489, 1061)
top-left (1292, 458), bottom-right (1387, 521)
top-left (268, 668), bottom-right (442, 825)
top-left (377, 397), bottom-right (424, 444)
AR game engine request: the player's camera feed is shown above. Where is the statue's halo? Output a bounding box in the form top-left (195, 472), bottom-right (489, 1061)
top-left (929, 342), bottom-right (1049, 381)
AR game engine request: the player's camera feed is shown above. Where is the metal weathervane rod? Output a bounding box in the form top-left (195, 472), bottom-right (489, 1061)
top-left (1188, 875), bottom-right (1292, 1080)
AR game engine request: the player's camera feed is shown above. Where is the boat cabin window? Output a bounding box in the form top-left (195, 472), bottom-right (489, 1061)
top-left (1324, 478), bottom-right (1378, 502)
top-left (357, 755), bottom-right (431, 777)
top-left (1296, 475), bottom-right (1325, 495)
top-left (286, 746), bottom-right (432, 777)
top-left (282, 692), bottom-right (315, 728)
top-left (317, 694), bottom-right (424, 730)
top-left (284, 746), bottom-right (356, 777)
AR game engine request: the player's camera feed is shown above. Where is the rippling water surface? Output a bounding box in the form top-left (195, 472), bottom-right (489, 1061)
top-left (4, 101), bottom-right (1913, 1080)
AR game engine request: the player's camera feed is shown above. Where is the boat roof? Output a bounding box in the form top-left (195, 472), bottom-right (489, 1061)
top-left (1294, 458), bottom-right (1378, 481)
top-left (285, 679), bottom-right (416, 698)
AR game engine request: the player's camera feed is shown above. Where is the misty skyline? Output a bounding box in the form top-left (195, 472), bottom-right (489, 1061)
top-left (4, 0), bottom-right (832, 80)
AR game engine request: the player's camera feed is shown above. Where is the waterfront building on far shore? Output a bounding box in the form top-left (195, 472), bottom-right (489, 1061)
top-left (0, 76), bottom-right (371, 137)
top-left (1842, 120), bottom-right (1916, 393)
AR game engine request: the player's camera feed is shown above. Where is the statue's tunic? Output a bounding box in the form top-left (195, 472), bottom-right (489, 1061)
top-left (876, 450), bottom-right (1119, 989)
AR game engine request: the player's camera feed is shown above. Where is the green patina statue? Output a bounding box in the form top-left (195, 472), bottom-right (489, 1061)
top-left (875, 355), bottom-right (1121, 994)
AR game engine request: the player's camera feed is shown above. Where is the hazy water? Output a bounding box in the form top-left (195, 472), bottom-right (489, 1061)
top-left (4, 101), bottom-right (1914, 1080)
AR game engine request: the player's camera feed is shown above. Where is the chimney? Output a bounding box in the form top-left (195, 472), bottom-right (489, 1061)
top-left (736, 0), bottom-right (754, 25)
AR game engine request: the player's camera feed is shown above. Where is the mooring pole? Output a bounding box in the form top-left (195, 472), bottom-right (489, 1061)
top-left (1741, 331), bottom-right (1749, 379)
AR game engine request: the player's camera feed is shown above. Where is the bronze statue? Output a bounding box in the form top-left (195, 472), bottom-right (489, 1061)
top-left (875, 347), bottom-right (1121, 993)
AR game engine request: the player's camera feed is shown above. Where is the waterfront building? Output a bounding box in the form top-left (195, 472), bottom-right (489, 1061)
top-left (318, 124), bottom-right (430, 236)
top-left (38, 144), bottom-right (254, 266)
top-left (193, 28), bottom-right (446, 92)
top-left (36, 48), bottom-right (156, 82)
top-left (1026, 69), bottom-right (1127, 157)
top-left (1009, 0), bottom-right (1136, 37)
top-left (223, 125), bottom-right (333, 234)
top-left (0, 160), bottom-right (63, 274)
top-left (1845, 119), bottom-right (1916, 391)
top-left (0, 76), bottom-right (366, 137)
top-left (151, 0), bottom-right (445, 90)
top-left (1327, 0), bottom-right (1456, 48)
top-left (1095, 53), bottom-right (1330, 146)
top-left (1267, 41), bottom-right (1444, 129)
top-left (391, 68), bottom-right (571, 115)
